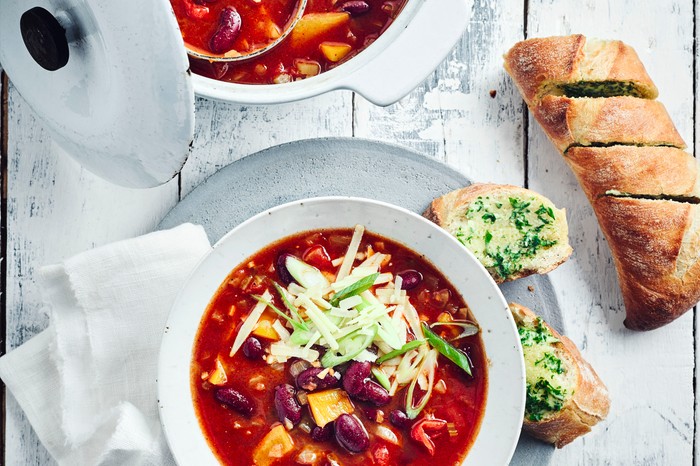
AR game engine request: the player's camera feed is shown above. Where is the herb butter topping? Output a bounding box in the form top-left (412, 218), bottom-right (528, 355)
top-left (519, 318), bottom-right (572, 422)
top-left (454, 196), bottom-right (559, 280)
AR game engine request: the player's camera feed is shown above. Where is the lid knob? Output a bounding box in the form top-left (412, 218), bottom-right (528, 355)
top-left (20, 7), bottom-right (69, 71)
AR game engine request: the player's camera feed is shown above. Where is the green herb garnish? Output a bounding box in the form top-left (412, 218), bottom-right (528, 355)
top-left (518, 318), bottom-right (559, 347)
top-left (252, 295), bottom-right (309, 332)
top-left (421, 322), bottom-right (472, 376)
top-left (482, 212), bottom-right (497, 223)
top-left (376, 339), bottom-right (425, 363)
top-left (535, 352), bottom-right (565, 374)
top-left (525, 379), bottom-right (567, 421)
top-left (329, 273), bottom-right (380, 307)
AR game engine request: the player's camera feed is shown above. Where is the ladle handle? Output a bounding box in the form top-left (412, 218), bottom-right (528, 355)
top-left (20, 7), bottom-right (69, 71)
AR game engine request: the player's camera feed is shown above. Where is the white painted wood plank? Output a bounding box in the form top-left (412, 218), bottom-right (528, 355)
top-left (180, 93), bottom-right (353, 196)
top-left (4, 83), bottom-right (179, 465)
top-left (354, 0), bottom-right (526, 186)
top-left (526, 2), bottom-right (695, 465)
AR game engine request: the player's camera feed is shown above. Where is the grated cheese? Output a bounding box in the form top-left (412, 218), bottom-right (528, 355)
top-left (230, 290), bottom-right (272, 357)
top-left (336, 225), bottom-right (365, 281)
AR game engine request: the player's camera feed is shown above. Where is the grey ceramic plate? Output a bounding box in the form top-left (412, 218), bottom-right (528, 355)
top-left (159, 137), bottom-right (558, 465)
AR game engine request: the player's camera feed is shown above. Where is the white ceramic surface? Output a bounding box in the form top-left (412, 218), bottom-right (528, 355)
top-left (158, 197), bottom-right (525, 466)
top-left (192, 0), bottom-right (473, 106)
top-left (0, 0), bottom-right (194, 188)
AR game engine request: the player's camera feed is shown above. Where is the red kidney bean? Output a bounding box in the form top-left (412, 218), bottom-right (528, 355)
top-left (214, 387), bottom-right (254, 416)
top-left (296, 367), bottom-right (340, 392)
top-left (359, 380), bottom-right (390, 406)
top-left (209, 7), bottom-right (241, 54)
top-left (274, 384), bottom-right (302, 425)
top-left (398, 270), bottom-right (423, 290)
top-left (335, 414), bottom-right (370, 453)
top-left (242, 336), bottom-right (263, 360)
top-left (389, 409), bottom-right (412, 429)
top-left (342, 361), bottom-right (371, 396)
top-left (311, 422), bottom-right (334, 442)
top-left (363, 406), bottom-right (380, 422)
top-left (276, 253), bottom-right (296, 285)
top-left (340, 0), bottom-right (370, 15)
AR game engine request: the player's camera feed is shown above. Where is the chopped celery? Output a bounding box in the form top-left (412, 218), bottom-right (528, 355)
top-left (376, 339), bottom-right (425, 364)
top-left (329, 273), bottom-right (380, 307)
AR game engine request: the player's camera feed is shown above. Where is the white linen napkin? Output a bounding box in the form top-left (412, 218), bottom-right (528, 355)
top-left (0, 223), bottom-right (212, 465)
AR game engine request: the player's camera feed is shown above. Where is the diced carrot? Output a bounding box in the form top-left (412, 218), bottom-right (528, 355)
top-left (307, 389), bottom-right (355, 427)
top-left (319, 42), bottom-right (352, 62)
top-left (207, 358), bottom-right (228, 386)
top-left (290, 13), bottom-right (350, 47)
top-left (252, 425), bottom-right (295, 466)
top-left (252, 311), bottom-right (280, 340)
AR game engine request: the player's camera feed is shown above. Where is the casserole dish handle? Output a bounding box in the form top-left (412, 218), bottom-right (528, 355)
top-left (337, 0), bottom-right (471, 106)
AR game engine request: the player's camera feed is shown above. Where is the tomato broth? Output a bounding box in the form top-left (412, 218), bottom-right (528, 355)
top-left (192, 228), bottom-right (488, 465)
top-left (171, 0), bottom-right (408, 84)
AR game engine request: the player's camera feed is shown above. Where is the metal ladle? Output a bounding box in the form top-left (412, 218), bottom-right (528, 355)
top-left (186, 0), bottom-right (308, 63)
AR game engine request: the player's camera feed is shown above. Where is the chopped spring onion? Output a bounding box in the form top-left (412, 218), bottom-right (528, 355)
top-left (422, 322), bottom-right (472, 376)
top-left (405, 349), bottom-right (438, 419)
top-left (329, 273), bottom-right (380, 307)
top-left (376, 339), bottom-right (426, 364)
top-left (285, 255), bottom-right (330, 290)
top-left (252, 294), bottom-right (308, 332)
top-left (321, 325), bottom-right (377, 367)
top-left (371, 367), bottom-right (391, 391)
top-left (230, 290), bottom-right (272, 357)
top-left (272, 281), bottom-right (305, 322)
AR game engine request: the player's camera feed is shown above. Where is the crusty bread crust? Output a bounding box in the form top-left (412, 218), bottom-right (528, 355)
top-left (423, 183), bottom-right (573, 283)
top-left (533, 95), bottom-right (686, 153)
top-left (504, 35), bottom-right (658, 106)
top-left (593, 197), bottom-right (700, 330)
top-left (565, 146), bottom-right (700, 199)
top-left (510, 302), bottom-right (611, 448)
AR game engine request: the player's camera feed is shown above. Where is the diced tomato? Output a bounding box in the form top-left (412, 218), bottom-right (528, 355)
top-left (371, 443), bottom-right (390, 466)
top-left (183, 0), bottom-right (209, 19)
top-left (303, 245), bottom-right (332, 270)
top-left (410, 417), bottom-right (447, 456)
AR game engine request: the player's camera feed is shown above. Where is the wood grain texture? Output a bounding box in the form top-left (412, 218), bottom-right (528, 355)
top-left (354, 0), bottom-right (526, 186)
top-left (1, 0), bottom-right (698, 464)
top-left (4, 83), bottom-right (180, 465)
top-left (180, 93), bottom-right (353, 196)
top-left (526, 1), bottom-right (694, 464)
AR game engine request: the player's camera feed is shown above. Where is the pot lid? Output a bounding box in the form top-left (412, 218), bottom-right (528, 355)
top-left (0, 0), bottom-right (194, 188)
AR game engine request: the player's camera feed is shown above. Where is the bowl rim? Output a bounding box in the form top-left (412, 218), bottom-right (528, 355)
top-left (158, 196), bottom-right (525, 465)
top-left (190, 0), bottom-right (424, 103)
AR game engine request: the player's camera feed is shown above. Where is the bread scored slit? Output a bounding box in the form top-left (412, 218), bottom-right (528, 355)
top-left (565, 146), bottom-right (700, 200)
top-left (503, 35), bottom-right (658, 106)
top-left (533, 95), bottom-right (686, 153)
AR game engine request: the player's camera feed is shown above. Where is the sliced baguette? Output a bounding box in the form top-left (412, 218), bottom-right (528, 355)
top-left (593, 196), bottom-right (700, 330)
top-left (423, 184), bottom-right (572, 283)
top-left (533, 95), bottom-right (686, 153)
top-left (565, 146), bottom-right (700, 200)
top-left (510, 302), bottom-right (610, 448)
top-left (504, 35), bottom-right (658, 106)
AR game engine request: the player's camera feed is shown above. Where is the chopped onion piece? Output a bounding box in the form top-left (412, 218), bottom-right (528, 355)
top-left (375, 425), bottom-right (400, 445)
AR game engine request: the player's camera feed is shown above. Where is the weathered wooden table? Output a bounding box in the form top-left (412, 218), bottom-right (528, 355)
top-left (1, 0), bottom-right (696, 464)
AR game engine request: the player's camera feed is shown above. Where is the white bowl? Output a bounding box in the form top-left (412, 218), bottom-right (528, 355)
top-left (192, 0), bottom-right (472, 106)
top-left (158, 196), bottom-right (525, 465)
